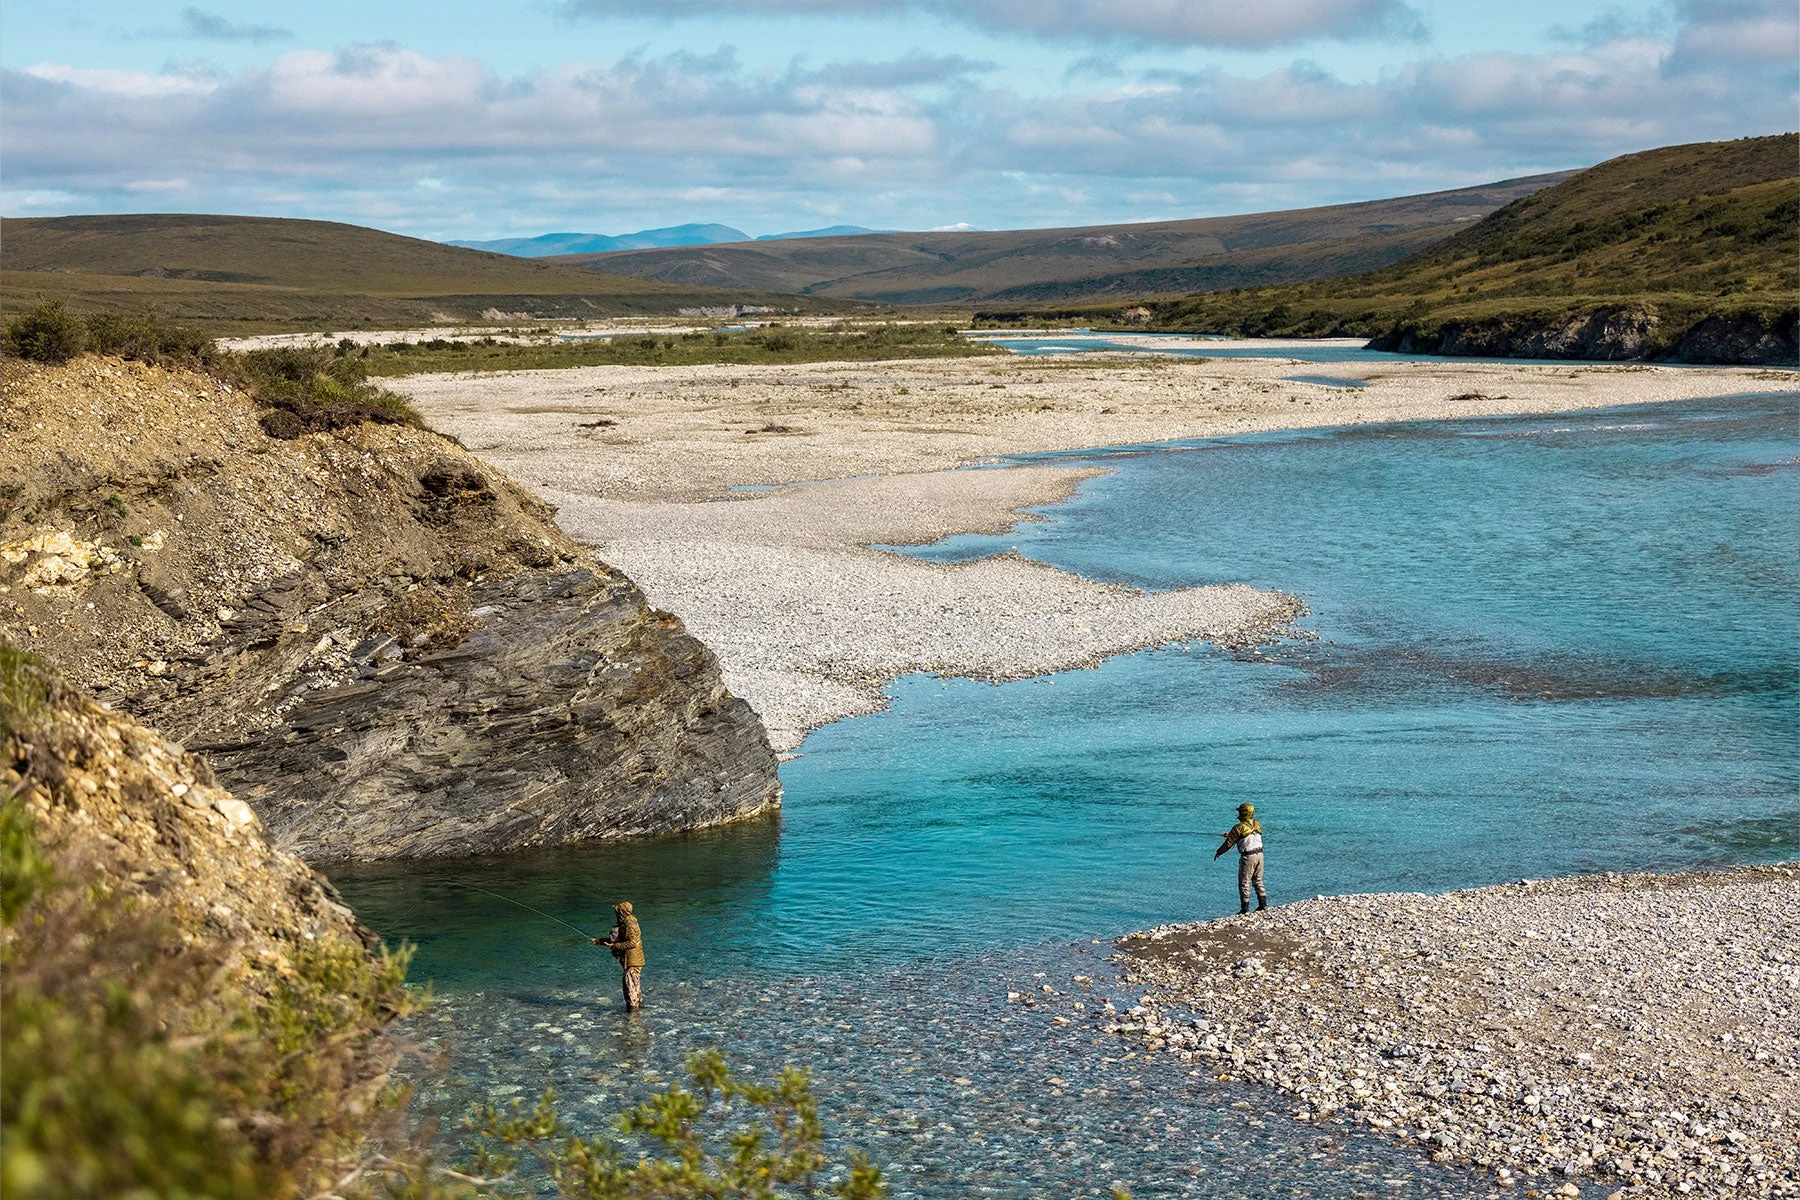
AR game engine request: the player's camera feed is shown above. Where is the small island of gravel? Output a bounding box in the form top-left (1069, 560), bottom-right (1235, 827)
top-left (388, 353), bottom-right (1782, 749)
top-left (1112, 864), bottom-right (1799, 1198)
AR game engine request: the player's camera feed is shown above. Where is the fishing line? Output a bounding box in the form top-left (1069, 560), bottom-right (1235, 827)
top-left (460, 883), bottom-right (599, 940)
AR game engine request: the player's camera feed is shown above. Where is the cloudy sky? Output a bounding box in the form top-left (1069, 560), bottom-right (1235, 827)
top-left (2, 1), bottom-right (1794, 239)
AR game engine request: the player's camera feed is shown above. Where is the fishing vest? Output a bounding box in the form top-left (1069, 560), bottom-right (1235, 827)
top-left (1236, 820), bottom-right (1263, 855)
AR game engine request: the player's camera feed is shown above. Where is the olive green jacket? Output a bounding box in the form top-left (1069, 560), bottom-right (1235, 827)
top-left (605, 914), bottom-right (645, 968)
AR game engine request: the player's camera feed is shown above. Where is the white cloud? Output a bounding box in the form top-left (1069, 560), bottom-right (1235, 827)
top-left (180, 7), bottom-right (292, 43)
top-left (263, 47), bottom-right (495, 118)
top-left (1666, 0), bottom-right (1800, 70)
top-left (1, 24), bottom-right (1790, 236)
top-left (954, 0), bottom-right (1428, 48)
top-left (23, 63), bottom-right (218, 97)
top-left (558, 0), bottom-right (1427, 48)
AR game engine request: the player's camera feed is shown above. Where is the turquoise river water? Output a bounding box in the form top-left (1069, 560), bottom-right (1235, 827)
top-left (332, 390), bottom-right (1798, 1197)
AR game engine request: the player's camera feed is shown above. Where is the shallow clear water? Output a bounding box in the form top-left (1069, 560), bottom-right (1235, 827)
top-left (1282, 374), bottom-right (1368, 388)
top-left (976, 330), bottom-right (1715, 367)
top-left (332, 391), bottom-right (1797, 1195)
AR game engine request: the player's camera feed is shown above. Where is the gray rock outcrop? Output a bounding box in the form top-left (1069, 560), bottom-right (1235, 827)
top-left (1368, 305), bottom-right (1799, 364)
top-left (0, 357), bottom-right (781, 860)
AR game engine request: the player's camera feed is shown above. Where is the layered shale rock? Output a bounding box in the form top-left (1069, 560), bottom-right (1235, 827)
top-left (0, 357), bottom-right (780, 860)
top-left (1368, 304), bottom-right (1800, 364)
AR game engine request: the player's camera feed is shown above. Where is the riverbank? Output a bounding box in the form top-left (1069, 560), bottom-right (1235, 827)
top-left (1113, 864), bottom-right (1800, 1198)
top-left (389, 354), bottom-right (1786, 750)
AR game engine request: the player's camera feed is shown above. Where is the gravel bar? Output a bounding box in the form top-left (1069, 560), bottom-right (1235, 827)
top-left (394, 356), bottom-right (1786, 752)
top-left (1113, 864), bottom-right (1799, 1199)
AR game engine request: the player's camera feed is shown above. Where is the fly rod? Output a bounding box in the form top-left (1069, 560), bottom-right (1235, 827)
top-left (462, 883), bottom-right (599, 940)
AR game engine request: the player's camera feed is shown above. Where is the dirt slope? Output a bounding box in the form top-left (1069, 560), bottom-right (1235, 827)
top-left (0, 357), bottom-right (781, 860)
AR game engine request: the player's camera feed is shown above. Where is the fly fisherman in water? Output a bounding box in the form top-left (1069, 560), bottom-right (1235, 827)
top-left (1213, 803), bottom-right (1268, 914)
top-left (592, 901), bottom-right (646, 1011)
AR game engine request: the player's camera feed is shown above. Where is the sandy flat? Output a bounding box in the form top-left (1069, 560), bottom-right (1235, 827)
top-left (391, 354), bottom-right (1792, 749)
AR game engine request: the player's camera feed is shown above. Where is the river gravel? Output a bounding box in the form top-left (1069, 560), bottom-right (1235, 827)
top-left (1113, 864), bottom-right (1800, 1198)
top-left (550, 467), bottom-right (1302, 751)
top-left (396, 942), bottom-right (1492, 1199)
top-left (391, 355), bottom-right (1785, 750)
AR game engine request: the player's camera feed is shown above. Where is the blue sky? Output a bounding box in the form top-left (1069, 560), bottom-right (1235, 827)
top-left (2, 1), bottom-right (1794, 239)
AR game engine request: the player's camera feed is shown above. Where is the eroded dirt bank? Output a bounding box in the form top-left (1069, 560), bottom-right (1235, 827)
top-left (0, 357), bottom-right (780, 859)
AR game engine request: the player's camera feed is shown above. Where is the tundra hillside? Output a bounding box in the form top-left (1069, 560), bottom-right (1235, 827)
top-left (987, 134), bottom-right (1799, 365)
top-left (0, 214), bottom-right (842, 334)
top-left (0, 324), bottom-right (781, 861)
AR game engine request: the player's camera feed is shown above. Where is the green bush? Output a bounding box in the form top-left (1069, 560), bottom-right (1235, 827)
top-left (456, 1050), bottom-right (886, 1200)
top-left (4, 300), bottom-right (87, 363)
top-left (0, 652), bottom-right (415, 1199)
top-left (82, 310), bottom-right (214, 366)
top-left (2, 302), bottom-right (219, 368)
top-left (234, 346), bottom-right (424, 439)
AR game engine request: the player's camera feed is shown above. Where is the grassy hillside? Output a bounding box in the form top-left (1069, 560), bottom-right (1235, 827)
top-left (555, 174), bottom-right (1572, 305)
top-left (1, 214), bottom-right (844, 333)
top-left (1049, 135), bottom-right (1796, 359)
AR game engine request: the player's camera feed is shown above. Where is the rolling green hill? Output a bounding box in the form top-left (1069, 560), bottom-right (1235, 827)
top-left (551, 174), bottom-right (1573, 305)
top-left (1026, 135), bottom-right (1797, 362)
top-left (1, 214), bottom-right (842, 333)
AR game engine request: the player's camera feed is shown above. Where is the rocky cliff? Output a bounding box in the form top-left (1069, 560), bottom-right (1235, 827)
top-left (1367, 304), bottom-right (1799, 364)
top-left (1, 646), bottom-right (408, 1196)
top-left (0, 357), bottom-right (781, 860)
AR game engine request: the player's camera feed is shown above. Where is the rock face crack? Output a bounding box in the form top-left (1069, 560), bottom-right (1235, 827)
top-left (1, 356), bottom-right (781, 862)
top-left (214, 569), bottom-right (779, 860)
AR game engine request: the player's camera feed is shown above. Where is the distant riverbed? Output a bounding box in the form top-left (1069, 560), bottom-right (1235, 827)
top-left (968, 329), bottom-right (1727, 367)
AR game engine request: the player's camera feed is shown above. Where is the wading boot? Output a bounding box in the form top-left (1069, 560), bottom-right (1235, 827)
top-left (1257, 899), bottom-right (1268, 912)
top-left (1239, 901), bottom-right (1250, 915)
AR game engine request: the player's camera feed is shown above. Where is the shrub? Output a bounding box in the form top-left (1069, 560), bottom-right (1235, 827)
top-left (459, 1050), bottom-right (887, 1200)
top-left (82, 310), bottom-right (213, 366)
top-left (0, 652), bottom-right (414, 1199)
top-left (233, 346), bottom-right (424, 439)
top-left (4, 300), bottom-right (86, 364)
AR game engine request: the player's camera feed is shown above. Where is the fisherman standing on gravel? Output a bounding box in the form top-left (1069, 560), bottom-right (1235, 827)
top-left (1213, 803), bottom-right (1268, 914)
top-left (592, 900), bottom-right (646, 1012)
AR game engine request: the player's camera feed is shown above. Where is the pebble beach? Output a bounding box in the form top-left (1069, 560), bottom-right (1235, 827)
top-left (1113, 865), bottom-right (1800, 1198)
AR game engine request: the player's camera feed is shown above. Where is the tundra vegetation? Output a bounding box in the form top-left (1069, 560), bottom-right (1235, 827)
top-left (975, 134), bottom-right (1799, 358)
top-left (0, 213), bottom-right (841, 333)
top-left (0, 646), bottom-right (414, 1199)
top-left (351, 321), bottom-right (1000, 376)
top-left (2, 300), bottom-right (425, 437)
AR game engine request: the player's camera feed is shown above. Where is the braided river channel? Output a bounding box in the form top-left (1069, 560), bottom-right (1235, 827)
top-left (331, 389), bottom-right (1798, 1197)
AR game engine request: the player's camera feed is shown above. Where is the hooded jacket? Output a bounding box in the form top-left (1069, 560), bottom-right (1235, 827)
top-left (605, 902), bottom-right (645, 969)
top-left (1222, 804), bottom-right (1263, 855)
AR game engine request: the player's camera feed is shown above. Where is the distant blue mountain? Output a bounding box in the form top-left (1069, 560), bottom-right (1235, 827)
top-left (450, 223), bottom-right (893, 257)
top-left (449, 223), bottom-right (750, 257)
top-left (755, 225), bottom-right (888, 240)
